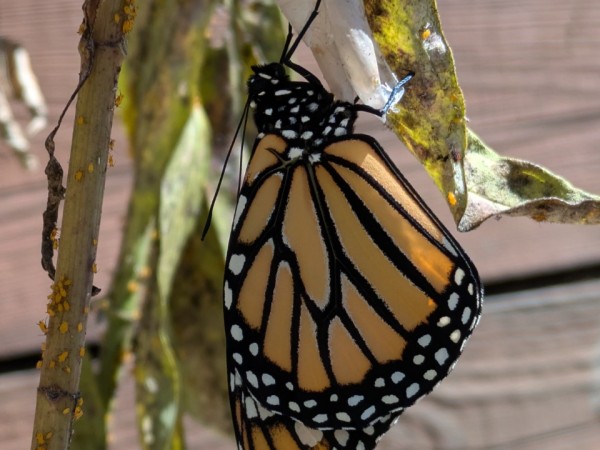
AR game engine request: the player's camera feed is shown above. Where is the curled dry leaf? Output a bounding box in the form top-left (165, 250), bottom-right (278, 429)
top-left (461, 130), bottom-right (600, 230)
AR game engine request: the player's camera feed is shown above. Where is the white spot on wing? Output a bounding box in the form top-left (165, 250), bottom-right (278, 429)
top-left (454, 268), bottom-right (465, 285)
top-left (282, 129), bottom-right (297, 139)
top-left (223, 282), bottom-right (232, 309)
top-left (382, 395), bottom-right (399, 404)
top-left (437, 316), bottom-right (451, 327)
top-left (308, 154), bottom-right (321, 164)
top-left (335, 430), bottom-right (349, 446)
top-left (288, 147), bottom-right (303, 159)
top-left (424, 369), bottom-right (437, 380)
top-left (257, 402), bottom-right (274, 419)
top-left (391, 371), bottom-right (405, 384)
top-left (435, 348), bottom-right (449, 365)
top-left (450, 329), bottom-right (461, 343)
top-left (448, 292), bottom-right (459, 310)
top-left (348, 395), bottom-right (364, 406)
top-left (232, 195), bottom-right (247, 230)
top-left (418, 334), bottom-right (431, 347)
top-left (246, 371), bottom-right (258, 388)
top-left (443, 236), bottom-right (458, 256)
top-left (336, 412), bottom-right (351, 422)
top-left (266, 395), bottom-right (280, 405)
top-left (244, 396), bottom-right (258, 418)
top-left (262, 373), bottom-right (276, 386)
top-left (462, 307), bottom-right (472, 324)
top-left (229, 254), bottom-right (245, 275)
top-left (406, 382), bottom-right (420, 398)
top-left (313, 413), bottom-right (328, 423)
top-left (295, 421), bottom-right (323, 446)
top-left (304, 399), bottom-right (317, 408)
top-left (230, 324), bottom-right (243, 341)
top-left (361, 405), bottom-right (376, 420)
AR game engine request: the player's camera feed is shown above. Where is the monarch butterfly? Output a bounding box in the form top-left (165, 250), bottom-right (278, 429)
top-left (219, 2), bottom-right (483, 448)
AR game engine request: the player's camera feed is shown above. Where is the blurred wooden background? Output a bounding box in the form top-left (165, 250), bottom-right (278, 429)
top-left (1, 0), bottom-right (599, 449)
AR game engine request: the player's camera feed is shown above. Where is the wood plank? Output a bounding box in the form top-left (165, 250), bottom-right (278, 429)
top-left (3, 280), bottom-right (600, 449)
top-left (1, 0), bottom-right (600, 447)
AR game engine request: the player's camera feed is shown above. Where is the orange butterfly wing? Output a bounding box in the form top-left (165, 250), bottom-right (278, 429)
top-left (223, 134), bottom-right (482, 449)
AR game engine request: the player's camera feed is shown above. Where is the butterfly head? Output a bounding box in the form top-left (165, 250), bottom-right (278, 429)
top-left (248, 64), bottom-right (359, 151)
top-left (248, 63), bottom-right (289, 94)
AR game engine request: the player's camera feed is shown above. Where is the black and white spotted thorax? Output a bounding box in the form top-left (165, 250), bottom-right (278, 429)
top-left (248, 63), bottom-right (358, 160)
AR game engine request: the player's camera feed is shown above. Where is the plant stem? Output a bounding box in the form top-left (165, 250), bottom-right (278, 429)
top-left (31, 1), bottom-right (129, 449)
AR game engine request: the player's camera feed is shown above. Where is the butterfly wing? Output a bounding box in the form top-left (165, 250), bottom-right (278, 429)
top-left (223, 133), bottom-right (482, 449)
top-left (229, 376), bottom-right (395, 450)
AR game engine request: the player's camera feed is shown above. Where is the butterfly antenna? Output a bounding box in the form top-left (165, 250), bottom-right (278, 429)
top-left (279, 23), bottom-right (294, 63)
top-left (201, 98), bottom-right (252, 240)
top-left (281, 0), bottom-right (322, 63)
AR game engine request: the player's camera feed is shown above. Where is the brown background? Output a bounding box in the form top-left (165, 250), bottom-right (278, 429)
top-left (1, 0), bottom-right (599, 449)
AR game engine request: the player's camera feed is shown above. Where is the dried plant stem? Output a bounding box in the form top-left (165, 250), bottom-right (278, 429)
top-left (31, 1), bottom-right (130, 449)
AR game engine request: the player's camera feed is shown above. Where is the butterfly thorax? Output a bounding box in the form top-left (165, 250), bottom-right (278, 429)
top-left (248, 63), bottom-right (358, 156)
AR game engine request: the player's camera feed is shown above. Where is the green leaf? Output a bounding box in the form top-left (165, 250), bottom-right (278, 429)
top-left (158, 104), bottom-right (211, 301)
top-left (170, 214), bottom-right (231, 433)
top-left (133, 102), bottom-right (212, 450)
top-left (365, 0), bottom-right (469, 219)
top-left (364, 0), bottom-right (600, 228)
top-left (460, 129), bottom-right (600, 230)
top-left (135, 242), bottom-right (183, 450)
top-left (97, 220), bottom-right (154, 406)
